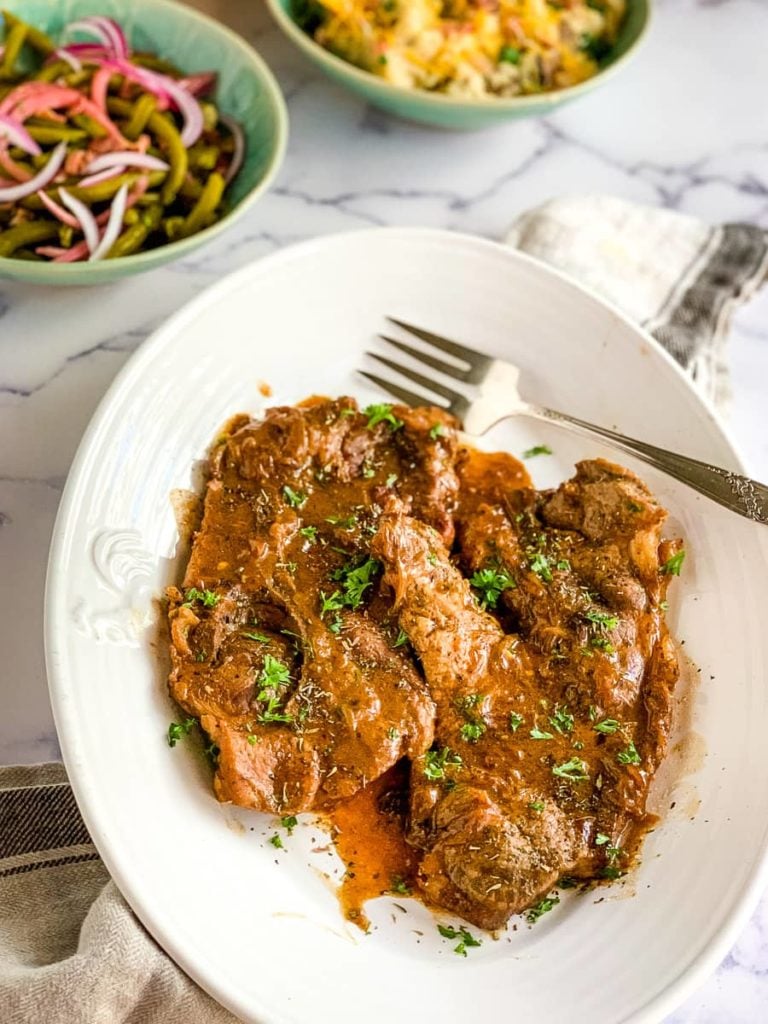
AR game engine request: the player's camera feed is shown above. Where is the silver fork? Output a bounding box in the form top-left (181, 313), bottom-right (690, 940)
top-left (360, 317), bottom-right (768, 525)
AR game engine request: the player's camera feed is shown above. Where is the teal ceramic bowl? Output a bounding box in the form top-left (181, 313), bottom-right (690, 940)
top-left (0, 0), bottom-right (288, 285)
top-left (266, 0), bottom-right (650, 130)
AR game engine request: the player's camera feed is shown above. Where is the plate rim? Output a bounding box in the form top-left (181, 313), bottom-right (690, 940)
top-left (44, 226), bottom-right (767, 1024)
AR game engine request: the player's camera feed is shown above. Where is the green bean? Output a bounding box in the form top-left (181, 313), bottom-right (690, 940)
top-left (59, 224), bottom-right (74, 248)
top-left (188, 144), bottom-right (220, 171)
top-left (71, 113), bottom-right (108, 139)
top-left (21, 170), bottom-right (166, 210)
top-left (123, 93), bottom-right (157, 141)
top-left (135, 191), bottom-right (161, 206)
top-left (179, 175), bottom-right (203, 201)
top-left (147, 111), bottom-right (188, 203)
top-left (108, 97), bottom-right (186, 203)
top-left (34, 59), bottom-right (70, 82)
top-left (106, 222), bottom-right (148, 259)
top-left (140, 203), bottom-right (163, 230)
top-left (198, 103), bottom-right (216, 134)
top-left (163, 216), bottom-right (185, 241)
top-left (0, 220), bottom-right (58, 257)
top-left (180, 171), bottom-right (224, 238)
top-left (0, 23), bottom-right (27, 78)
top-left (2, 11), bottom-right (54, 55)
top-left (124, 208), bottom-right (140, 226)
top-left (27, 124), bottom-right (88, 144)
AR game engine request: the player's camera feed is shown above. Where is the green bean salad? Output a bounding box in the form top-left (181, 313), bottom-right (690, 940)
top-left (0, 12), bottom-right (245, 261)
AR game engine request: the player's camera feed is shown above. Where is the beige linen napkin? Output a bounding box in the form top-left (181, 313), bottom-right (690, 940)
top-left (2, 196), bottom-right (766, 1024)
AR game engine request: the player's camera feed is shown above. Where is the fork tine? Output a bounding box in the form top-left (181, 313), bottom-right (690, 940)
top-left (387, 317), bottom-right (492, 369)
top-left (378, 335), bottom-right (472, 383)
top-left (358, 371), bottom-right (433, 409)
top-left (367, 353), bottom-right (467, 407)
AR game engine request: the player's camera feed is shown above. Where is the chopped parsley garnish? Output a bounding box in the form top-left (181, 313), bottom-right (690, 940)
top-left (529, 800), bottom-right (545, 812)
top-left (205, 741), bottom-right (219, 764)
top-left (437, 923), bottom-right (482, 956)
top-left (242, 631), bottom-right (271, 643)
top-left (257, 654), bottom-right (290, 693)
top-left (530, 726), bottom-right (554, 741)
top-left (385, 473), bottom-right (398, 487)
top-left (548, 705), bottom-right (574, 735)
top-left (509, 712), bottom-right (524, 733)
top-left (327, 612), bottom-right (343, 635)
top-left (595, 832), bottom-right (610, 846)
top-left (584, 609), bottom-right (619, 631)
top-left (299, 525), bottom-right (318, 543)
top-left (423, 747), bottom-right (462, 780)
top-left (364, 403), bottom-right (403, 432)
top-left (182, 587), bottom-right (219, 608)
top-left (326, 514), bottom-right (357, 530)
top-left (590, 636), bottom-right (615, 653)
top-left (528, 552), bottom-right (553, 583)
top-left (362, 464), bottom-right (376, 479)
top-left (470, 567), bottom-right (515, 609)
top-left (269, 833), bottom-right (284, 849)
top-left (167, 718), bottom-right (196, 747)
top-left (661, 550), bottom-right (686, 576)
top-left (282, 485), bottom-right (307, 509)
top-left (499, 45), bottom-right (521, 64)
top-left (387, 726), bottom-right (399, 740)
top-left (391, 875), bottom-right (411, 895)
top-left (617, 742), bottom-right (641, 766)
top-left (456, 693), bottom-right (482, 711)
top-left (427, 551), bottom-right (438, 566)
top-left (429, 423), bottom-right (445, 440)
top-left (605, 844), bottom-right (623, 865)
top-left (522, 444), bottom-right (553, 459)
top-left (555, 559), bottom-right (571, 571)
top-left (601, 866), bottom-right (625, 880)
top-left (552, 757), bottom-right (589, 781)
top-left (255, 655), bottom-right (293, 725)
top-left (660, 599), bottom-right (669, 611)
top-left (593, 718), bottom-right (620, 735)
top-left (392, 628), bottom-right (409, 648)
top-left (460, 721), bottom-right (486, 743)
top-left (320, 590), bottom-right (345, 617)
top-left (331, 556), bottom-right (381, 610)
top-left (280, 815), bottom-right (298, 834)
top-left (526, 894), bottom-right (560, 923)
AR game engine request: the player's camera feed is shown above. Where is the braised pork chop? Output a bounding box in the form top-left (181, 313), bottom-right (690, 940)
top-left (372, 459), bottom-right (679, 930)
top-left (167, 397), bottom-right (457, 813)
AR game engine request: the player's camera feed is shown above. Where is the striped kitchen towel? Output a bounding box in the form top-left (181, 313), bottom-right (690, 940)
top-left (507, 195), bottom-right (768, 409)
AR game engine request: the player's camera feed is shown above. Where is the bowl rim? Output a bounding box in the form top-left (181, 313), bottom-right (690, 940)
top-left (0, 0), bottom-right (289, 278)
top-left (264, 0), bottom-right (651, 113)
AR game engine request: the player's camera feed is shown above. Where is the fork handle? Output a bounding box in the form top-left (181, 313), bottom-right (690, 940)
top-left (529, 404), bottom-right (768, 525)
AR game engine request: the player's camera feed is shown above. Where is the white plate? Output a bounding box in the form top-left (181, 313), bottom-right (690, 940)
top-left (46, 228), bottom-right (768, 1024)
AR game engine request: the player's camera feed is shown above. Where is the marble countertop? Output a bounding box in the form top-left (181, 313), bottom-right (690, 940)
top-left (1, 0), bottom-right (766, 1017)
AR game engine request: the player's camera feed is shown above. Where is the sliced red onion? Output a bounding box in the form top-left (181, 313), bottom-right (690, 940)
top-left (90, 66), bottom-right (112, 111)
top-left (37, 189), bottom-right (79, 227)
top-left (177, 71), bottom-right (217, 97)
top-left (0, 113), bottom-right (42, 156)
top-left (58, 186), bottom-right (99, 254)
top-left (97, 58), bottom-right (204, 146)
top-left (85, 151), bottom-right (169, 175)
top-left (0, 147), bottom-right (30, 182)
top-left (50, 240), bottom-right (90, 263)
top-left (63, 17), bottom-right (128, 59)
top-left (53, 47), bottom-right (82, 74)
top-left (78, 165), bottom-right (125, 188)
top-left (90, 182), bottom-right (129, 261)
top-left (0, 142), bottom-right (66, 203)
top-left (0, 82), bottom-right (128, 145)
top-left (220, 115), bottom-right (244, 185)
top-left (56, 42), bottom-right (110, 61)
